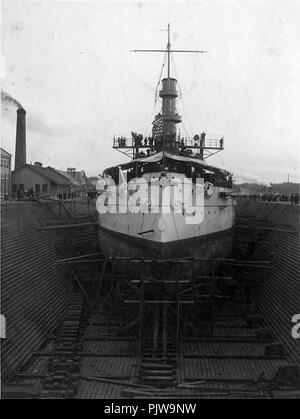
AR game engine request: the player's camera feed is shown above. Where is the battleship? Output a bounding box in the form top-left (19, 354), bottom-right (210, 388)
top-left (97, 25), bottom-right (235, 259)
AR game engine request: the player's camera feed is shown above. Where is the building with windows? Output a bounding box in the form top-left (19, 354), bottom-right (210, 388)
top-left (11, 163), bottom-right (87, 199)
top-left (57, 168), bottom-right (87, 198)
top-left (12, 163), bottom-right (71, 198)
top-left (1, 148), bottom-right (12, 199)
top-left (8, 106), bottom-right (87, 199)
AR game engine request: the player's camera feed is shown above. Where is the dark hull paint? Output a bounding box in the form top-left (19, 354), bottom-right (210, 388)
top-left (98, 225), bottom-right (234, 260)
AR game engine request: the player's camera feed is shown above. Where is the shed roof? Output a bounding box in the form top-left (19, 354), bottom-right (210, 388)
top-left (57, 170), bottom-right (87, 186)
top-left (1, 148), bottom-right (12, 158)
top-left (17, 164), bottom-right (72, 186)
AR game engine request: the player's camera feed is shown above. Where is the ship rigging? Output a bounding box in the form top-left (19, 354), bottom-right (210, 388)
top-left (113, 24), bottom-right (225, 161)
top-left (98, 24), bottom-right (234, 259)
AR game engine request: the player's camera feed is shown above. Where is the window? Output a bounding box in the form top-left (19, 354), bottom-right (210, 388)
top-left (12, 184), bottom-right (17, 193)
top-left (42, 184), bottom-right (48, 194)
top-left (35, 184), bottom-right (40, 193)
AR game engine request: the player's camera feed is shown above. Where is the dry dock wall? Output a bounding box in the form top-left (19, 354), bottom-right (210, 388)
top-left (236, 200), bottom-right (300, 364)
top-left (0, 201), bottom-right (97, 377)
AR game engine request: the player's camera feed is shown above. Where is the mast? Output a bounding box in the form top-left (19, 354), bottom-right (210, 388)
top-left (167, 23), bottom-right (171, 79)
top-left (132, 25), bottom-right (207, 154)
top-left (131, 23), bottom-right (208, 73)
top-left (114, 31), bottom-right (224, 161)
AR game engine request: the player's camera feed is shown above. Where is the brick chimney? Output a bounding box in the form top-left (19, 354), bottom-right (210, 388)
top-left (15, 108), bottom-right (26, 171)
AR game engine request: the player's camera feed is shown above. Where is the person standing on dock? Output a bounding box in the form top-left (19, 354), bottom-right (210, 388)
top-left (291, 194), bottom-right (295, 205)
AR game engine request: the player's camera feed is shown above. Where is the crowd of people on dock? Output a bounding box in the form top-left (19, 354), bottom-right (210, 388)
top-left (241, 193), bottom-right (300, 204)
top-left (13, 188), bottom-right (83, 201)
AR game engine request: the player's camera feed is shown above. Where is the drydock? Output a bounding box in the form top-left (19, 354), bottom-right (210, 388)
top-left (1, 198), bottom-right (300, 399)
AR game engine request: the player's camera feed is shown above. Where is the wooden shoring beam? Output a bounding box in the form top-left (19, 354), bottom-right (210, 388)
top-left (55, 259), bottom-right (103, 265)
top-left (153, 305), bottom-right (160, 358)
top-left (39, 222), bottom-right (97, 231)
top-left (131, 279), bottom-right (191, 284)
top-left (120, 257), bottom-right (236, 263)
top-left (33, 351), bottom-right (136, 358)
top-left (124, 300), bottom-right (195, 304)
top-left (139, 277), bottom-right (145, 365)
top-left (78, 375), bottom-right (154, 389)
top-left (83, 336), bottom-right (138, 341)
top-left (176, 297), bottom-right (181, 354)
top-left (162, 304), bottom-right (168, 359)
top-left (55, 253), bottom-right (103, 264)
top-left (182, 376), bottom-right (257, 384)
top-left (103, 270), bottom-right (116, 307)
top-left (14, 372), bottom-right (47, 379)
top-left (178, 279), bottom-right (227, 298)
top-left (197, 294), bottom-right (229, 300)
top-left (185, 336), bottom-right (273, 343)
top-left (53, 257), bottom-right (272, 269)
top-left (194, 275), bottom-right (232, 281)
top-left (210, 262), bottom-right (216, 336)
top-left (119, 275), bottom-right (142, 297)
top-left (115, 317), bottom-right (140, 335)
top-left (72, 272), bottom-right (90, 302)
top-left (181, 310), bottom-right (202, 337)
top-left (183, 354), bottom-right (286, 360)
top-left (96, 259), bottom-right (107, 304)
top-left (223, 261), bottom-right (272, 268)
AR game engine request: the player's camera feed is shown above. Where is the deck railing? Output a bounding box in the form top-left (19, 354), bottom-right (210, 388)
top-left (113, 136), bottom-right (224, 150)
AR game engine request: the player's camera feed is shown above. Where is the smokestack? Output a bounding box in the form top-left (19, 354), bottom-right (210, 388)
top-left (15, 108), bottom-right (26, 171)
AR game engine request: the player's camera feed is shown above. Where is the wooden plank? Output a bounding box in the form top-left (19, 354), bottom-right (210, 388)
top-left (78, 375), bottom-right (154, 389)
top-left (124, 300), bottom-right (195, 304)
top-left (33, 351), bottom-right (136, 358)
top-left (183, 354), bottom-right (286, 360)
top-left (38, 222), bottom-right (97, 230)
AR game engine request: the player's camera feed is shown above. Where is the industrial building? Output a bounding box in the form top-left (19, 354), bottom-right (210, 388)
top-left (12, 163), bottom-right (73, 198)
top-left (57, 168), bottom-right (87, 198)
top-left (0, 148), bottom-right (12, 199)
top-left (12, 164), bottom-right (87, 199)
top-left (10, 107), bottom-right (87, 198)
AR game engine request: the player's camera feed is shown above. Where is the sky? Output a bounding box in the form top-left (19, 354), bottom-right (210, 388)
top-left (1, 0), bottom-right (300, 183)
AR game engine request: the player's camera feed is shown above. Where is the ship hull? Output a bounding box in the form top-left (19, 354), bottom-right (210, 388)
top-left (97, 171), bottom-right (235, 263)
top-left (98, 224), bottom-right (234, 260)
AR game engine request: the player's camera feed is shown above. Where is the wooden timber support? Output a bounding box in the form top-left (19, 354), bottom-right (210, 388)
top-left (67, 255), bottom-right (274, 392)
top-left (54, 255), bottom-right (272, 266)
top-left (72, 272), bottom-right (90, 303)
top-left (39, 222), bottom-right (98, 231)
top-left (210, 261), bottom-right (216, 336)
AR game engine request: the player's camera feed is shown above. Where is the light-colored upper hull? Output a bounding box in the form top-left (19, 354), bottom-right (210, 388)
top-left (98, 173), bottom-right (235, 244)
top-left (97, 171), bottom-right (235, 266)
